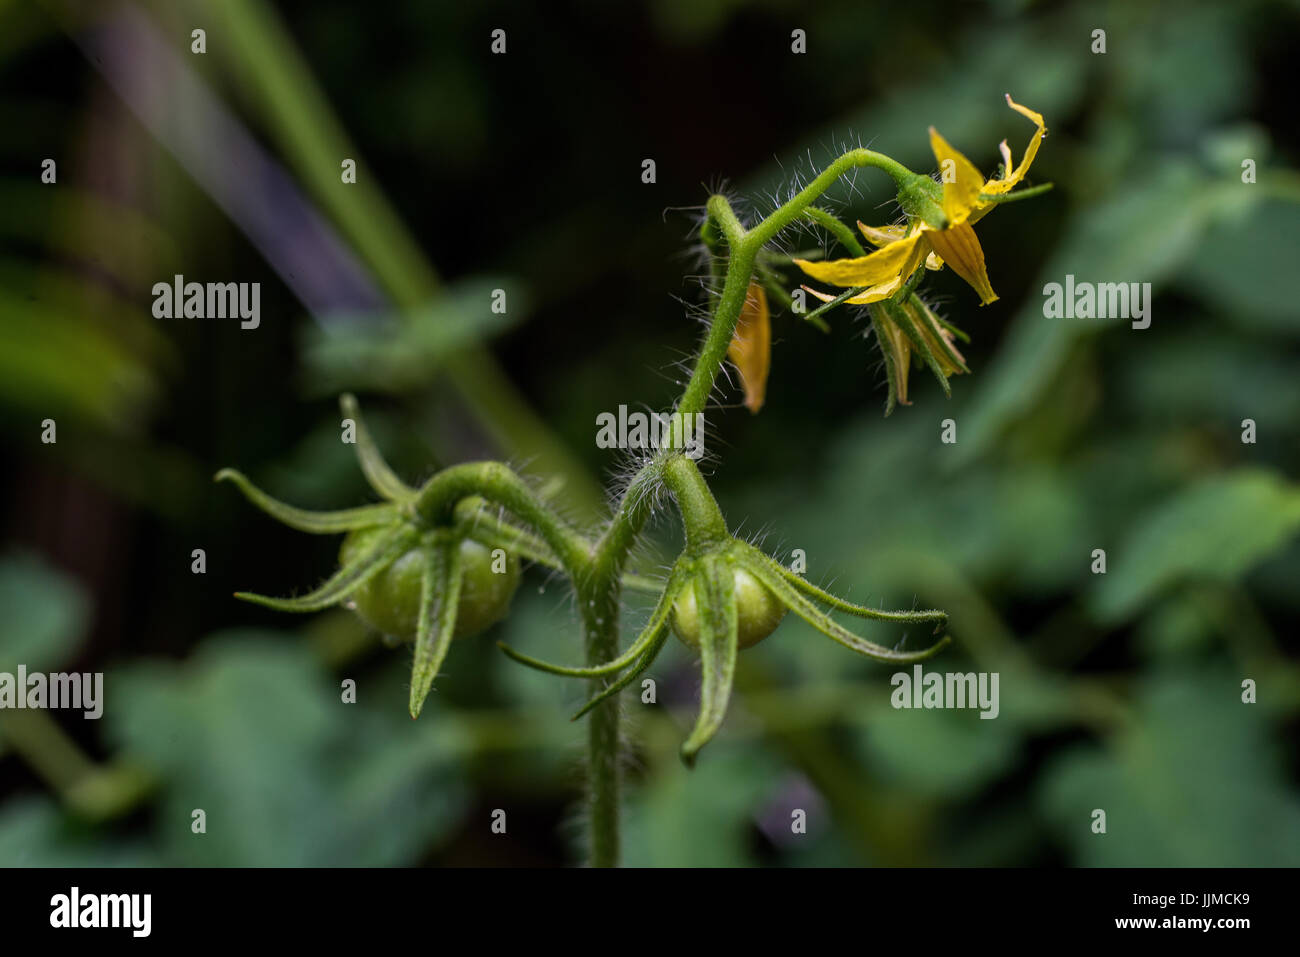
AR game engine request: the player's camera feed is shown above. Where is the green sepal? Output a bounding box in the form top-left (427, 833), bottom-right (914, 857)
top-left (894, 171), bottom-right (947, 230)
top-left (409, 539), bottom-right (462, 719)
top-left (908, 294), bottom-right (971, 373)
top-left (499, 565), bottom-right (686, 678)
top-left (570, 627), bottom-right (671, 721)
top-left (742, 554), bottom-right (950, 663)
top-left (215, 468), bottom-right (398, 533)
top-left (869, 306), bottom-right (903, 416)
top-left (235, 525), bottom-right (415, 612)
top-left (744, 547), bottom-right (946, 628)
top-left (882, 299), bottom-right (952, 397)
top-left (340, 393), bottom-right (414, 502)
top-left (977, 182), bottom-right (1053, 205)
top-left (455, 496), bottom-right (562, 570)
top-left (680, 554), bottom-right (739, 766)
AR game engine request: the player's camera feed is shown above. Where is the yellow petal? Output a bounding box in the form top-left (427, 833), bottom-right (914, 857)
top-left (794, 228), bottom-right (925, 288)
top-left (981, 94), bottom-right (1046, 197)
top-left (857, 222), bottom-right (909, 248)
top-left (929, 126), bottom-right (985, 225)
top-left (925, 251), bottom-right (944, 271)
top-left (925, 223), bottom-right (998, 305)
top-left (728, 281), bottom-right (771, 413)
top-left (801, 281), bottom-right (900, 305)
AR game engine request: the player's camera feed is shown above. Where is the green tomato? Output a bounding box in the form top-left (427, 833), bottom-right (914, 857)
top-left (339, 529), bottom-right (520, 642)
top-left (671, 566), bottom-right (786, 650)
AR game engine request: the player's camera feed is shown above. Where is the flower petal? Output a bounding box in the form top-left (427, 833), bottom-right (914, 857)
top-left (981, 94), bottom-right (1046, 196)
top-left (857, 221), bottom-right (909, 248)
top-left (794, 228), bottom-right (925, 289)
top-left (727, 281), bottom-right (771, 413)
top-left (929, 126), bottom-right (985, 224)
top-left (925, 223), bottom-right (998, 305)
top-left (801, 282), bottom-right (900, 306)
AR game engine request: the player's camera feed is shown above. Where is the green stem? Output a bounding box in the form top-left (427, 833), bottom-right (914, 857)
top-left (747, 149), bottom-right (914, 249)
top-left (411, 462), bottom-right (591, 577)
top-left (804, 206), bottom-right (868, 257)
top-left (414, 148), bottom-right (915, 866)
top-left (662, 456), bottom-right (729, 551)
top-left (578, 573), bottom-right (622, 867)
top-left (680, 152), bottom-right (915, 418)
top-left (411, 459), bottom-right (637, 866)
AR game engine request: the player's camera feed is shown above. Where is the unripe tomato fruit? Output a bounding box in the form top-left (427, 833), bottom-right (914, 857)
top-left (339, 529), bottom-right (520, 642)
top-left (671, 566), bottom-right (786, 650)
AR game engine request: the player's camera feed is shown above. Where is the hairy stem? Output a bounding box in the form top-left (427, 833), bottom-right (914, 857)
top-left (578, 574), bottom-right (623, 867)
top-left (457, 150), bottom-right (916, 865)
top-left (662, 455), bottom-right (729, 551)
top-left (680, 151), bottom-right (915, 418)
top-left (412, 462), bottom-right (591, 576)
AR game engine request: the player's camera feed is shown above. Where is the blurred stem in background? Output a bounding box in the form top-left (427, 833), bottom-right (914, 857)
top-left (0, 710), bottom-right (153, 821)
top-left (201, 0), bottom-right (606, 519)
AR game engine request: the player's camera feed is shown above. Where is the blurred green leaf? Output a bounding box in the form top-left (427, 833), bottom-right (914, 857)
top-left (106, 633), bottom-right (468, 866)
top-left (623, 743), bottom-right (785, 867)
top-left (0, 796), bottom-right (156, 867)
top-left (1181, 199), bottom-right (1300, 332)
top-left (0, 553), bottom-right (89, 673)
top-left (855, 704), bottom-right (1021, 801)
top-left (959, 164), bottom-right (1215, 458)
top-left (1090, 469), bottom-right (1300, 622)
top-left (301, 280), bottom-right (526, 395)
top-left (0, 289), bottom-right (161, 433)
top-left (1038, 668), bottom-right (1300, 866)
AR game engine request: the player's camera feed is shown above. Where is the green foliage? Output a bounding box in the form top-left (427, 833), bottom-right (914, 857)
top-left (2, 0), bottom-right (1298, 868)
top-left (0, 553), bottom-right (89, 673)
top-left (1038, 669), bottom-right (1300, 866)
top-left (300, 278), bottom-right (527, 396)
top-left (1091, 470), bottom-right (1300, 622)
top-left (104, 635), bottom-right (469, 866)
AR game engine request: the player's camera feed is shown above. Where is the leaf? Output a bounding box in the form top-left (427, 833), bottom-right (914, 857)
top-left (1180, 199), bottom-right (1300, 332)
top-left (0, 553), bottom-right (90, 673)
top-left (0, 797), bottom-right (156, 867)
top-left (1090, 469), bottom-right (1300, 622)
top-left (622, 744), bottom-right (786, 867)
top-left (1037, 668), bottom-right (1300, 866)
top-left (956, 164), bottom-right (1251, 462)
top-left (105, 634), bottom-right (468, 866)
top-left (727, 281), bottom-right (771, 413)
top-left (855, 705), bottom-right (1020, 801)
top-left (300, 278), bottom-right (526, 396)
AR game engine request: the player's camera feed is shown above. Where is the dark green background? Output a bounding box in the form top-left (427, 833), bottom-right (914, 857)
top-left (1, 0), bottom-right (1298, 866)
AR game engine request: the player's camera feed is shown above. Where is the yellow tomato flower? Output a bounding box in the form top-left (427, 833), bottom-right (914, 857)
top-left (796, 95), bottom-right (1046, 307)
